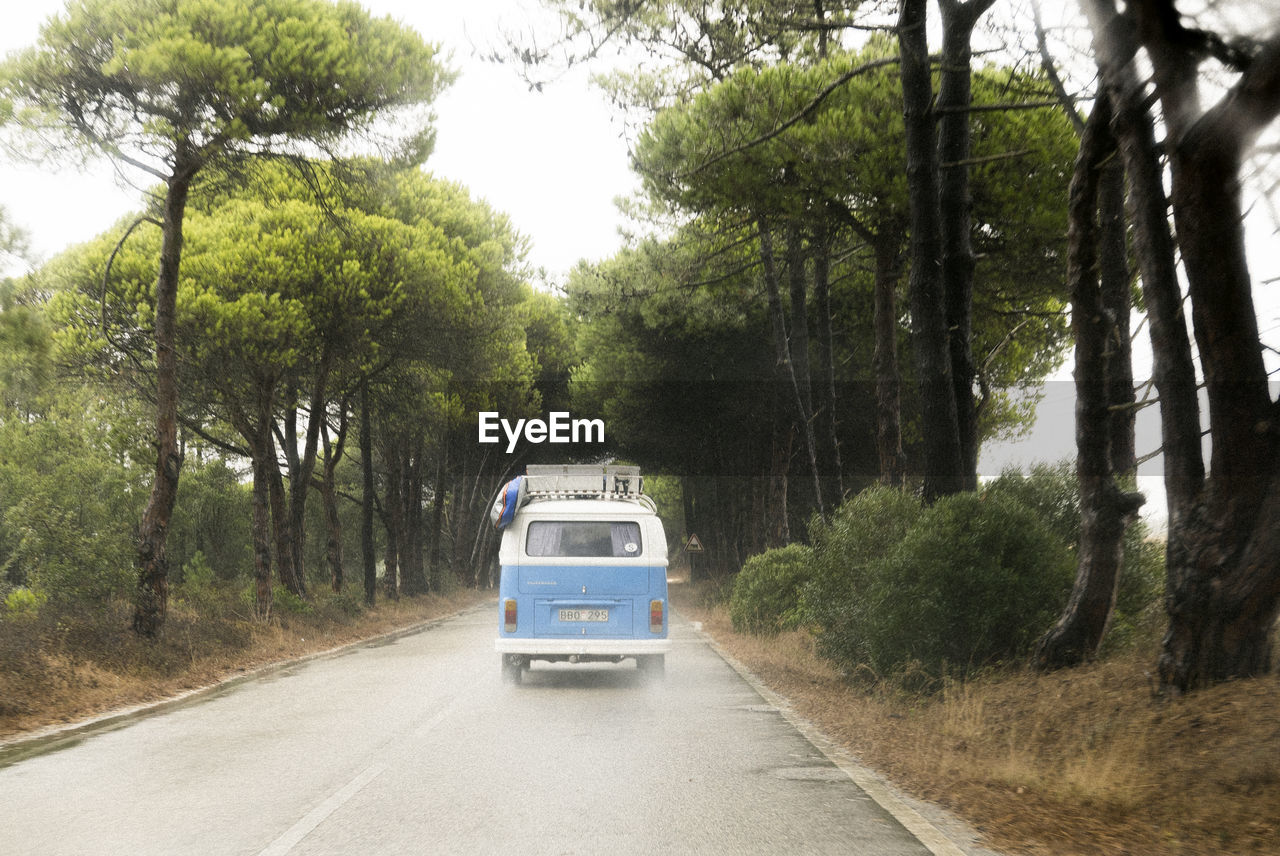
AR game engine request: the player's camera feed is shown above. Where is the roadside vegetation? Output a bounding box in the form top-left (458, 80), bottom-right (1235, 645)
top-left (680, 468), bottom-right (1279, 854)
top-left (682, 590), bottom-right (1280, 856)
top-left (696, 464), bottom-right (1280, 855)
top-left (0, 581), bottom-right (489, 741)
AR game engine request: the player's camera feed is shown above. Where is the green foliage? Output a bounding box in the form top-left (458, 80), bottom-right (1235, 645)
top-left (800, 487), bottom-right (925, 667)
top-left (272, 585), bottom-right (312, 616)
top-left (627, 44), bottom-right (1075, 446)
top-left (0, 278), bottom-right (51, 414)
top-left (241, 583), bottom-right (313, 617)
top-left (984, 463), bottom-right (1081, 547)
top-left (858, 493), bottom-right (1075, 684)
top-left (2, 0), bottom-right (453, 169)
top-left (169, 458), bottom-right (253, 583)
top-left (985, 463), bottom-right (1165, 650)
top-left (174, 550), bottom-right (219, 613)
top-left (318, 590), bottom-right (364, 620)
top-left (3, 586), bottom-right (47, 620)
top-left (0, 388), bottom-right (145, 603)
top-left (729, 543), bottom-right (814, 635)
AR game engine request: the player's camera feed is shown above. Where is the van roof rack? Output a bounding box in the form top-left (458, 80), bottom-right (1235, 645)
top-left (523, 464), bottom-right (646, 502)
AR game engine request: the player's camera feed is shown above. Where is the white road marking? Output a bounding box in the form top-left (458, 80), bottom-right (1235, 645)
top-left (256, 762), bottom-right (387, 856)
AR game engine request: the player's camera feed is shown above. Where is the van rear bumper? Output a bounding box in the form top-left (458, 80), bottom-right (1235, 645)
top-left (495, 637), bottom-right (671, 656)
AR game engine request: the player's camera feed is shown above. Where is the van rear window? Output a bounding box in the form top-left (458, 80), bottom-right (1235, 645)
top-left (525, 521), bottom-right (643, 557)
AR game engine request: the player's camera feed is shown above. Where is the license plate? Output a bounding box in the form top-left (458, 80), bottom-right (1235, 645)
top-left (558, 608), bottom-right (609, 622)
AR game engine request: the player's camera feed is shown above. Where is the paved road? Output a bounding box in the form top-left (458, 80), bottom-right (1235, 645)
top-left (0, 606), bottom-right (942, 855)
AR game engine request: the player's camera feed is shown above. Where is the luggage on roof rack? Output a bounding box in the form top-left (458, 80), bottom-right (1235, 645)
top-left (523, 464), bottom-right (642, 499)
top-left (489, 465), bottom-right (648, 531)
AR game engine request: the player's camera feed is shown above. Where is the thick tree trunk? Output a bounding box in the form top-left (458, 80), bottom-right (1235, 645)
top-left (1086, 0), bottom-right (1280, 692)
top-left (1096, 166), bottom-right (1136, 478)
top-left (1156, 94), bottom-right (1280, 691)
top-left (132, 173), bottom-right (191, 638)
top-left (898, 0), bottom-right (964, 502)
top-left (1161, 480), bottom-right (1280, 688)
top-left (1036, 92), bottom-right (1143, 669)
top-left (937, 0), bottom-right (995, 493)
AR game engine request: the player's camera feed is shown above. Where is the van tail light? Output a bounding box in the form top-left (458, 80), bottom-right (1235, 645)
top-left (649, 599), bottom-right (664, 634)
top-left (504, 599), bottom-right (518, 633)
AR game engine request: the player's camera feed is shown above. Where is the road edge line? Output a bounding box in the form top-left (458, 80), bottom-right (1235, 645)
top-left (685, 616), bottom-right (995, 856)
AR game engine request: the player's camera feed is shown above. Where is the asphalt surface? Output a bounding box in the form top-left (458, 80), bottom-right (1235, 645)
top-left (0, 605), bottom-right (945, 855)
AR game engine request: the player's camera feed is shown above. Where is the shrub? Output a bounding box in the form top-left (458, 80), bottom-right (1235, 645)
top-left (985, 463), bottom-right (1079, 547)
top-left (272, 585), bottom-right (313, 616)
top-left (800, 486), bottom-right (925, 670)
top-left (729, 543), bottom-right (815, 635)
top-left (3, 586), bottom-right (48, 620)
top-left (239, 583), bottom-right (313, 617)
top-left (318, 590), bottom-right (364, 620)
top-left (860, 492), bottom-right (1074, 684)
top-left (175, 550), bottom-right (221, 613)
top-left (168, 460), bottom-right (253, 582)
top-left (986, 463), bottom-right (1166, 650)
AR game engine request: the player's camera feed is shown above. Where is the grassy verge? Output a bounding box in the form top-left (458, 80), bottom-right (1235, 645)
top-left (673, 579), bottom-right (1280, 856)
top-left (0, 586), bottom-right (493, 741)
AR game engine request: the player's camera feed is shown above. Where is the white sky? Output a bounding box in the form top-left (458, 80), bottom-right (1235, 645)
top-left (0, 0), bottom-right (638, 280)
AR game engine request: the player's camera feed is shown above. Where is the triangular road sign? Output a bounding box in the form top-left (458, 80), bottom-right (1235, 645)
top-left (684, 534), bottom-right (704, 553)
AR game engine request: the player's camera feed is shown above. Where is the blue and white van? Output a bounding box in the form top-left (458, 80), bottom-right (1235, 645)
top-left (491, 465), bottom-right (670, 684)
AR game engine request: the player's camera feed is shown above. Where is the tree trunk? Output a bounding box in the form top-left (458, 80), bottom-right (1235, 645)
top-left (250, 430), bottom-right (275, 620)
top-left (1083, 0), bottom-right (1203, 514)
top-left (1086, 0), bottom-right (1280, 692)
top-left (132, 172), bottom-right (191, 638)
top-left (285, 358), bottom-right (330, 596)
top-left (811, 221), bottom-right (844, 502)
top-left (360, 383), bottom-right (377, 607)
top-left (402, 434), bottom-right (428, 595)
top-left (898, 0), bottom-right (964, 502)
top-left (757, 214), bottom-right (825, 517)
top-left (321, 407), bottom-right (349, 593)
top-left (1036, 92), bottom-right (1143, 669)
top-left (785, 219), bottom-right (814, 420)
top-left (937, 0), bottom-right (995, 493)
top-left (682, 478), bottom-right (702, 583)
top-left (427, 434), bottom-right (448, 590)
top-left (382, 439), bottom-right (402, 600)
top-left (1099, 163), bottom-right (1136, 477)
top-left (267, 434), bottom-right (300, 596)
top-left (1155, 62), bottom-right (1280, 691)
top-left (872, 229), bottom-right (906, 487)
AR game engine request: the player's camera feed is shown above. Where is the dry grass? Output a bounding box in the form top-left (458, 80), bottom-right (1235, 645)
top-left (673, 580), bottom-right (1280, 856)
top-left (0, 587), bottom-right (492, 741)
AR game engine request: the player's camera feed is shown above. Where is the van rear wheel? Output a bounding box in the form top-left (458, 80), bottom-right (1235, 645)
top-left (501, 655), bottom-right (524, 685)
top-left (637, 654), bottom-right (665, 678)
